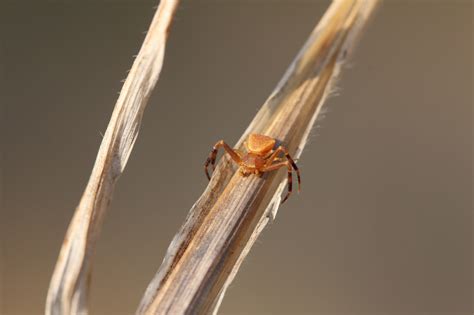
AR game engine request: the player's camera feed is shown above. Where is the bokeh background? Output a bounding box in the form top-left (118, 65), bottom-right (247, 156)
top-left (1, 1), bottom-right (472, 315)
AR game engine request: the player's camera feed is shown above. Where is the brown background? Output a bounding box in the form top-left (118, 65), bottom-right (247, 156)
top-left (1, 1), bottom-right (472, 315)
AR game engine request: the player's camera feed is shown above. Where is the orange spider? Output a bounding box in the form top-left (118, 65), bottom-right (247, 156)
top-left (204, 134), bottom-right (301, 203)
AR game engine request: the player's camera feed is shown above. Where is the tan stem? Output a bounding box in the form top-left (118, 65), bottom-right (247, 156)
top-left (136, 0), bottom-right (379, 314)
top-left (45, 1), bottom-right (180, 314)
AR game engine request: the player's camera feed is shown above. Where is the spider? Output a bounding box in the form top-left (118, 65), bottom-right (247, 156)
top-left (204, 133), bottom-right (301, 203)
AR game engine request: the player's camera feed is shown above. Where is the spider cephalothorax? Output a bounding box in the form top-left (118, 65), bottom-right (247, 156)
top-left (204, 133), bottom-right (301, 203)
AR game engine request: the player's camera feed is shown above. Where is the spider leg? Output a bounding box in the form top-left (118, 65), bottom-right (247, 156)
top-left (264, 146), bottom-right (301, 192)
top-left (204, 140), bottom-right (242, 180)
top-left (285, 152), bottom-right (301, 193)
top-left (261, 161), bottom-right (293, 203)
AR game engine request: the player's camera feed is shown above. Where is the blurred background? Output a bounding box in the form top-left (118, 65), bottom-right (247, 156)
top-left (1, 1), bottom-right (472, 315)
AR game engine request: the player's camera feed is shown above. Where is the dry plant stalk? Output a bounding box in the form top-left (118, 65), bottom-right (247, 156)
top-left (136, 0), bottom-right (379, 314)
top-left (45, 1), bottom-right (180, 314)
